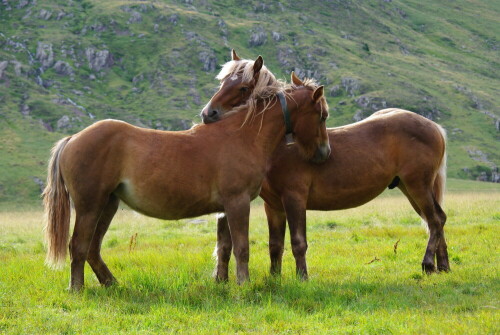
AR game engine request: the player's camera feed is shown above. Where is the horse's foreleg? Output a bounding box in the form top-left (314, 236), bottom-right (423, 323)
top-left (87, 194), bottom-right (119, 287)
top-left (265, 202), bottom-right (286, 276)
top-left (224, 195), bottom-right (251, 284)
top-left (214, 214), bottom-right (232, 282)
top-left (282, 194), bottom-right (308, 280)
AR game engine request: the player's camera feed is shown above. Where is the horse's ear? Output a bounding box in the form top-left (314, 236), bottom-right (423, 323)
top-left (231, 49), bottom-right (241, 61)
top-left (291, 71), bottom-right (303, 86)
top-left (313, 86), bottom-right (324, 102)
top-left (253, 55), bottom-right (263, 77)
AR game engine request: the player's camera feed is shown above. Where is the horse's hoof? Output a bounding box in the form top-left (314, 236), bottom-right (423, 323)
top-left (422, 262), bottom-right (436, 274)
top-left (437, 265), bottom-right (451, 273)
top-left (102, 278), bottom-right (118, 287)
top-left (215, 276), bottom-right (229, 283)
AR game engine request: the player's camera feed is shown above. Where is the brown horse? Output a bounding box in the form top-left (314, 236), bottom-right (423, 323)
top-left (209, 75), bottom-right (449, 281)
top-left (201, 50), bottom-right (283, 124)
top-left (43, 80), bottom-right (330, 290)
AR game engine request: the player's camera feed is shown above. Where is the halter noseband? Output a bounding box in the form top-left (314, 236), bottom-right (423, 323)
top-left (277, 92), bottom-right (295, 145)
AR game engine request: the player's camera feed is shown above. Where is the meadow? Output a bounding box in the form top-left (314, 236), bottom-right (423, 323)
top-left (0, 179), bottom-right (499, 334)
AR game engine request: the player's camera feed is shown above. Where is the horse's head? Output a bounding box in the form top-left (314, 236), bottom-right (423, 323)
top-left (201, 50), bottom-right (278, 124)
top-left (286, 74), bottom-right (331, 163)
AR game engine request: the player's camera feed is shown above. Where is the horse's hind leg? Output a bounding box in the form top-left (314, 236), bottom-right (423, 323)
top-left (87, 194), bottom-right (120, 287)
top-left (214, 214), bottom-right (232, 282)
top-left (69, 194), bottom-right (110, 291)
top-left (399, 182), bottom-right (449, 272)
top-left (433, 203), bottom-right (449, 272)
top-left (402, 181), bottom-right (446, 274)
top-left (265, 202), bottom-right (287, 276)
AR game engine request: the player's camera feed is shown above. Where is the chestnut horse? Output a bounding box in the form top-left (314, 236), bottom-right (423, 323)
top-left (207, 72), bottom-right (449, 280)
top-left (43, 81), bottom-right (330, 290)
top-left (201, 49), bottom-right (283, 124)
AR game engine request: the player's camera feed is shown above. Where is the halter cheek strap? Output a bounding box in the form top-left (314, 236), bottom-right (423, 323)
top-left (277, 92), bottom-right (295, 145)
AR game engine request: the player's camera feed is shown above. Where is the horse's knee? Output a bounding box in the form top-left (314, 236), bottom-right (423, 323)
top-left (291, 238), bottom-right (307, 258)
top-left (233, 246), bottom-right (249, 263)
top-left (217, 243), bottom-right (232, 263)
top-left (269, 241), bottom-right (284, 259)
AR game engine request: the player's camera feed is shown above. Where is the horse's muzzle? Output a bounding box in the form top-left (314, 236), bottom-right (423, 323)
top-left (201, 108), bottom-right (220, 124)
top-left (311, 143), bottom-right (331, 163)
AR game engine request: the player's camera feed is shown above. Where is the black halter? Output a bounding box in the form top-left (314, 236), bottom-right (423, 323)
top-left (277, 92), bottom-right (295, 145)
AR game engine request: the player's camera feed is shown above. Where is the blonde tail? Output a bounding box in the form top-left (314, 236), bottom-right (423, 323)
top-left (42, 137), bottom-right (71, 269)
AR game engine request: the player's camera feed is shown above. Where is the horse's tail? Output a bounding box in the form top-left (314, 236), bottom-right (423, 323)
top-left (42, 136), bottom-right (72, 269)
top-left (433, 125), bottom-right (447, 208)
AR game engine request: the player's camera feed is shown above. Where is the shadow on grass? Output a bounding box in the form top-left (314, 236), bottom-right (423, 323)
top-left (80, 271), bottom-right (496, 315)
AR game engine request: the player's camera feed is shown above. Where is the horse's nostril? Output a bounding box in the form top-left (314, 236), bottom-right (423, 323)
top-left (208, 110), bottom-right (218, 117)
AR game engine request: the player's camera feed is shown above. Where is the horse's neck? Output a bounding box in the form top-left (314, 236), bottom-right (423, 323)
top-left (243, 103), bottom-right (286, 156)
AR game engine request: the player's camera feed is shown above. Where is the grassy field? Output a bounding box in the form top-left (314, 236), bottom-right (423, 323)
top-left (0, 181), bottom-right (499, 334)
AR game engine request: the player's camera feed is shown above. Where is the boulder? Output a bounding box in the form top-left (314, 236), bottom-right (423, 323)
top-left (53, 60), bottom-right (73, 76)
top-left (85, 48), bottom-right (114, 71)
top-left (249, 30), bottom-right (267, 47)
top-left (36, 42), bottom-right (54, 69)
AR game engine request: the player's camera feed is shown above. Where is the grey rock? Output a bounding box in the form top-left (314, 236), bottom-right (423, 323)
top-left (355, 95), bottom-right (387, 111)
top-left (168, 14), bottom-right (179, 25)
top-left (85, 48), bottom-right (114, 71)
top-left (10, 60), bottom-right (22, 76)
top-left (53, 60), bottom-right (73, 75)
top-left (353, 109), bottom-right (367, 122)
top-left (20, 104), bottom-right (30, 116)
top-left (272, 31), bottom-right (283, 41)
top-left (153, 23), bottom-right (159, 33)
top-left (38, 9), bottom-right (52, 20)
top-left (16, 0), bottom-right (29, 9)
top-left (341, 77), bottom-right (360, 96)
top-left (466, 147), bottom-right (491, 164)
top-left (56, 115), bottom-right (81, 131)
top-left (249, 30), bottom-right (267, 47)
top-left (329, 85), bottom-right (341, 97)
top-left (128, 11), bottom-right (142, 24)
top-left (198, 51), bottom-right (217, 72)
top-left (36, 42), bottom-right (54, 69)
top-left (491, 167), bottom-right (500, 183)
top-left (57, 115), bottom-right (71, 130)
top-left (32, 177), bottom-right (45, 194)
top-left (0, 61), bottom-right (8, 78)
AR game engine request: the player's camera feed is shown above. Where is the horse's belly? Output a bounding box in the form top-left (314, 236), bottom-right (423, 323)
top-left (307, 184), bottom-right (388, 211)
top-left (114, 180), bottom-right (223, 220)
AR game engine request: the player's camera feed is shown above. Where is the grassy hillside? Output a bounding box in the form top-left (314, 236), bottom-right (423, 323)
top-left (0, 0), bottom-right (499, 204)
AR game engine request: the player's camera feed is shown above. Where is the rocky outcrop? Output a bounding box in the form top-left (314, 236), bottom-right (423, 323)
top-left (0, 61), bottom-right (8, 79)
top-left (128, 11), bottom-right (142, 24)
top-left (53, 60), bottom-right (73, 76)
top-left (249, 29), bottom-right (267, 47)
top-left (36, 42), bottom-right (54, 69)
top-left (85, 48), bottom-right (114, 71)
top-left (38, 9), bottom-right (52, 20)
top-left (198, 50), bottom-right (217, 72)
top-left (272, 31), bottom-right (283, 41)
top-left (355, 95), bottom-right (387, 111)
top-left (341, 77), bottom-right (361, 96)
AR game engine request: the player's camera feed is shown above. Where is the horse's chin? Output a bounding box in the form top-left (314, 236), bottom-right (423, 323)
top-left (201, 114), bottom-right (220, 124)
top-left (310, 144), bottom-right (331, 164)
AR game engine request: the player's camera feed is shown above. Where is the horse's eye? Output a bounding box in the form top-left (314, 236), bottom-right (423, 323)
top-left (240, 87), bottom-right (249, 92)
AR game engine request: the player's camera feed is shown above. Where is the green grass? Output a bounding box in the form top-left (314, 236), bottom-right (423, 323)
top-left (1, 189), bottom-right (499, 334)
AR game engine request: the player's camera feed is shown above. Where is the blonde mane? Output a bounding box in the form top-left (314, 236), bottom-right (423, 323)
top-left (216, 59), bottom-right (285, 125)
